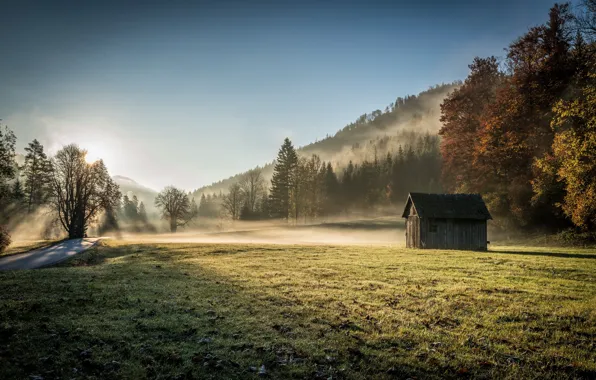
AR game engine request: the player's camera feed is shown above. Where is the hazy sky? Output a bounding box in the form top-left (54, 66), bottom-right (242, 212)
top-left (2, 0), bottom-right (566, 191)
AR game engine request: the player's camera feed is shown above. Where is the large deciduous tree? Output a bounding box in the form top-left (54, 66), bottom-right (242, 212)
top-left (222, 183), bottom-right (243, 220)
top-left (534, 71), bottom-right (596, 230)
top-left (239, 168), bottom-right (265, 215)
top-left (478, 4), bottom-right (574, 225)
top-left (439, 56), bottom-right (503, 194)
top-left (439, 4), bottom-right (580, 227)
top-left (155, 186), bottom-right (196, 232)
top-left (49, 144), bottom-right (121, 239)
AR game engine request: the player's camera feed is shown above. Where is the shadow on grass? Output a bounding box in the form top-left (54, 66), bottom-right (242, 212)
top-left (490, 249), bottom-right (596, 260)
top-left (0, 244), bottom-right (443, 380)
top-left (1, 243), bottom-right (594, 380)
top-left (0, 238), bottom-right (66, 259)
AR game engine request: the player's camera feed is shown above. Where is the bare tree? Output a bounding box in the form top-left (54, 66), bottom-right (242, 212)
top-left (49, 145), bottom-right (121, 239)
top-left (222, 183), bottom-right (243, 220)
top-left (239, 168), bottom-right (265, 213)
top-left (155, 186), bottom-right (196, 232)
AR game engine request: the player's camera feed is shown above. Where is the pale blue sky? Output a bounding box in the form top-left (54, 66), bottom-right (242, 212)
top-left (1, 0), bottom-right (566, 190)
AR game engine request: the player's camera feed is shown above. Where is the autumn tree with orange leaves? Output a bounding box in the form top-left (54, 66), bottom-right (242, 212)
top-left (440, 2), bottom-right (596, 231)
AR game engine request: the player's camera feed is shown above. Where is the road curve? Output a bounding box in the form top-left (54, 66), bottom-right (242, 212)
top-left (0, 238), bottom-right (100, 271)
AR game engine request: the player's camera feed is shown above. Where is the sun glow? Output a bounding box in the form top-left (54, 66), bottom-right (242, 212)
top-left (84, 144), bottom-right (110, 164)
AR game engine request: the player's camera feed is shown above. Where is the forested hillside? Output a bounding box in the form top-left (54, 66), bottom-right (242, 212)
top-left (193, 2), bottom-right (596, 238)
top-left (191, 83), bottom-right (458, 199)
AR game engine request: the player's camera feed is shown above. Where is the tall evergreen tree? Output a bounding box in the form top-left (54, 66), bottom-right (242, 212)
top-left (269, 138), bottom-right (298, 220)
top-left (12, 178), bottom-right (25, 204)
top-left (0, 126), bottom-right (16, 206)
top-left (198, 193), bottom-right (210, 217)
top-left (189, 197), bottom-right (199, 221)
top-left (322, 162), bottom-right (339, 216)
top-left (132, 195), bottom-right (140, 215)
top-left (23, 139), bottom-right (51, 213)
top-left (138, 201), bottom-right (148, 223)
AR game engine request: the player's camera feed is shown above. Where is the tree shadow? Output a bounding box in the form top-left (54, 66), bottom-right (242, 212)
top-left (489, 249), bottom-right (596, 259)
top-left (1, 243), bottom-right (440, 379)
top-left (2, 243), bottom-right (593, 380)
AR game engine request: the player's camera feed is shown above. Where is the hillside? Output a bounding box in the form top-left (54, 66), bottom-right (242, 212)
top-left (191, 82), bottom-right (459, 198)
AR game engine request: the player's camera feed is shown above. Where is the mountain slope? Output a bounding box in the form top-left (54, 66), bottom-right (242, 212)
top-left (192, 82), bottom-right (459, 198)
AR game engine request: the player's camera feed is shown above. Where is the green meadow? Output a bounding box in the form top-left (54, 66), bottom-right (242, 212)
top-left (1, 240), bottom-right (594, 379)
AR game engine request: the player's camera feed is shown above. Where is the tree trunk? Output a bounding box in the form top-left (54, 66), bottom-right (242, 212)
top-left (170, 218), bottom-right (178, 233)
top-left (68, 208), bottom-right (86, 239)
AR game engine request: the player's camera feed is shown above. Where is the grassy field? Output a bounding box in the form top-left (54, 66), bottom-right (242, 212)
top-left (0, 241), bottom-right (595, 379)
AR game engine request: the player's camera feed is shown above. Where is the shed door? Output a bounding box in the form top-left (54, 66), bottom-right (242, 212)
top-left (407, 216), bottom-right (420, 248)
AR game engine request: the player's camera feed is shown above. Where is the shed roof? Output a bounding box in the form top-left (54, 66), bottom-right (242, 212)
top-left (402, 193), bottom-right (492, 220)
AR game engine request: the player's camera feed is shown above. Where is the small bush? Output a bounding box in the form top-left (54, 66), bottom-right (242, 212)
top-left (0, 225), bottom-right (11, 253)
top-left (557, 228), bottom-right (596, 246)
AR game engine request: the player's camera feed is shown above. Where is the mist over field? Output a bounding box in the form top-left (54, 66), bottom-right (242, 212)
top-left (114, 218), bottom-right (406, 246)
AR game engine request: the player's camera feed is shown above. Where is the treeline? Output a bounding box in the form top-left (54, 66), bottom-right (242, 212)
top-left (0, 133), bottom-right (122, 249)
top-left (202, 131), bottom-right (441, 223)
top-left (99, 193), bottom-right (156, 234)
top-left (440, 2), bottom-right (596, 231)
top-left (0, 127), bottom-right (204, 242)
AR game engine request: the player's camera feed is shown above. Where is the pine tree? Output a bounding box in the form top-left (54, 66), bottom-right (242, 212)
top-left (132, 195), bottom-right (139, 215)
top-left (269, 138), bottom-right (298, 220)
top-left (122, 195), bottom-right (131, 220)
top-left (0, 126), bottom-right (16, 205)
top-left (12, 178), bottom-right (25, 203)
top-left (323, 162), bottom-right (339, 216)
top-left (189, 197), bottom-right (199, 221)
top-left (138, 201), bottom-right (148, 223)
top-left (198, 194), bottom-right (208, 217)
top-left (258, 192), bottom-right (271, 219)
top-left (342, 161), bottom-right (355, 209)
top-left (23, 139), bottom-right (51, 213)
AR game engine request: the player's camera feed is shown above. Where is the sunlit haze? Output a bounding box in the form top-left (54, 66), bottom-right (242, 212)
top-left (2, 0), bottom-right (567, 191)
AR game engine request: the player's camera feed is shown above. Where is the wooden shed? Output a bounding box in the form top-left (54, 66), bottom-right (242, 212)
top-left (402, 193), bottom-right (492, 251)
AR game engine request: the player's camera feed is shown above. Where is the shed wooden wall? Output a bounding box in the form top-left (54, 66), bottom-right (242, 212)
top-left (419, 218), bottom-right (487, 251)
top-left (406, 217), bottom-right (487, 250)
